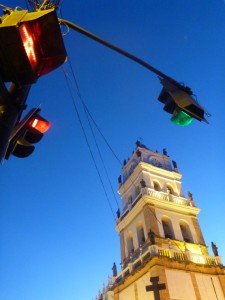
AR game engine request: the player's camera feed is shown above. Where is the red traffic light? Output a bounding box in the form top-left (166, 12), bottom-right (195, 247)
top-left (29, 116), bottom-right (51, 133)
top-left (0, 8), bottom-right (67, 84)
top-left (19, 23), bottom-right (37, 72)
top-left (5, 108), bottom-right (50, 159)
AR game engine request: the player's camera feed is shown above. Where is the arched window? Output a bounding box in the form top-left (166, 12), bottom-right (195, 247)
top-left (153, 181), bottom-right (161, 191)
top-left (135, 186), bottom-right (140, 197)
top-left (167, 184), bottom-right (174, 195)
top-left (136, 222), bottom-right (145, 246)
top-left (179, 221), bottom-right (193, 243)
top-left (127, 232), bottom-right (134, 254)
top-left (128, 195), bottom-right (132, 203)
top-left (162, 216), bottom-right (175, 239)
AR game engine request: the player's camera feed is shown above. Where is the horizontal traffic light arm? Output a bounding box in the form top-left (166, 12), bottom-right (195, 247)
top-left (59, 18), bottom-right (208, 124)
top-left (58, 18), bottom-right (192, 94)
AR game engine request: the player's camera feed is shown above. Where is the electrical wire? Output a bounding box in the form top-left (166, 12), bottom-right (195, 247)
top-left (66, 57), bottom-right (123, 169)
top-left (59, 18), bottom-right (169, 230)
top-left (61, 60), bottom-right (152, 281)
top-left (85, 110), bottom-right (120, 209)
top-left (64, 59), bottom-right (161, 257)
top-left (61, 47), bottom-right (182, 294)
top-left (61, 50), bottom-right (187, 300)
top-left (63, 64), bottom-right (131, 297)
top-left (62, 65), bottom-right (153, 292)
top-left (63, 62), bottom-right (173, 288)
top-left (0, 3), bottom-right (12, 9)
top-left (66, 57), bottom-right (122, 210)
top-left (62, 66), bottom-right (117, 220)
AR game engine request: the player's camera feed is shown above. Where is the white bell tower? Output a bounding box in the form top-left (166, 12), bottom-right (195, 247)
top-left (97, 142), bottom-right (225, 300)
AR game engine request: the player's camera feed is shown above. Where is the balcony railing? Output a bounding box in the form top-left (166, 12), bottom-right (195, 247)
top-left (109, 244), bottom-right (222, 288)
top-left (143, 188), bottom-right (194, 206)
top-left (119, 188), bottom-right (195, 222)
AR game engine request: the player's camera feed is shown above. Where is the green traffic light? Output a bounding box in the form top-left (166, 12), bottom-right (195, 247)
top-left (171, 111), bottom-right (194, 126)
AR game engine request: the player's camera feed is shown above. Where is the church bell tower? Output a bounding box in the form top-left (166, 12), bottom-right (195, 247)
top-left (97, 142), bottom-right (225, 300)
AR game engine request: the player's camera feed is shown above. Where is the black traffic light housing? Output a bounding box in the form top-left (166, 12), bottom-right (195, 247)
top-left (158, 78), bottom-right (208, 126)
top-left (5, 108), bottom-right (50, 159)
top-left (0, 8), bottom-right (67, 85)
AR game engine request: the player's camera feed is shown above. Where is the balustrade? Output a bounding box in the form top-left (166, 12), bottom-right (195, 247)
top-left (109, 244), bottom-right (222, 291)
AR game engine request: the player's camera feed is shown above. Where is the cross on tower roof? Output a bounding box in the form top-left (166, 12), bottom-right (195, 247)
top-left (146, 276), bottom-right (166, 300)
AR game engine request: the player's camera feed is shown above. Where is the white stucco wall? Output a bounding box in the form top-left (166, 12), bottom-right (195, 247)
top-left (166, 269), bottom-right (196, 300)
top-left (118, 273), bottom-right (156, 300)
top-left (137, 273), bottom-right (155, 300)
top-left (195, 274), bottom-right (225, 300)
top-left (118, 285), bottom-right (135, 300)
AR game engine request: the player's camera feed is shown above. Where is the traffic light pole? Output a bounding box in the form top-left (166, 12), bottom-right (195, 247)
top-left (0, 81), bottom-right (31, 162)
top-left (58, 18), bottom-right (192, 94)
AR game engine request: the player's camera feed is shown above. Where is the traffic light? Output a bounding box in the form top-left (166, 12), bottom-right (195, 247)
top-left (158, 78), bottom-right (208, 126)
top-left (0, 8), bottom-right (67, 85)
top-left (5, 108), bottom-right (50, 159)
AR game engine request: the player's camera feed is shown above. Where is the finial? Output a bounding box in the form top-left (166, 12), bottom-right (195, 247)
top-left (136, 149), bottom-right (141, 158)
top-left (112, 262), bottom-right (117, 276)
top-left (136, 140), bottom-right (141, 147)
top-left (172, 160), bottom-right (177, 169)
top-left (211, 242), bottom-right (219, 256)
top-left (140, 179), bottom-right (146, 188)
top-left (163, 148), bottom-right (168, 155)
top-left (187, 191), bottom-right (193, 200)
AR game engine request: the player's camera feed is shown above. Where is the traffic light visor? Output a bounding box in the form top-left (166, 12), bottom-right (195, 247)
top-left (12, 137), bottom-right (35, 158)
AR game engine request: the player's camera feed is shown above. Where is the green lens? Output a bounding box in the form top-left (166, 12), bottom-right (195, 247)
top-left (171, 111), bottom-right (194, 126)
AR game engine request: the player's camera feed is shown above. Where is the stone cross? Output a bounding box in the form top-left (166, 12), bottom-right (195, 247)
top-left (146, 276), bottom-right (166, 300)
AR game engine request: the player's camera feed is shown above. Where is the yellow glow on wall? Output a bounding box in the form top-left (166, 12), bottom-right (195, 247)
top-left (192, 255), bottom-right (205, 264)
top-left (186, 244), bottom-right (202, 254)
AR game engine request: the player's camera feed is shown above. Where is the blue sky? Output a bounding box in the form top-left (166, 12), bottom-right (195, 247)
top-left (1, 1), bottom-right (225, 299)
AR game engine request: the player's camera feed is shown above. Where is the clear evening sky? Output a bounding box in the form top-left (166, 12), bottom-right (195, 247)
top-left (1, 1), bottom-right (225, 299)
